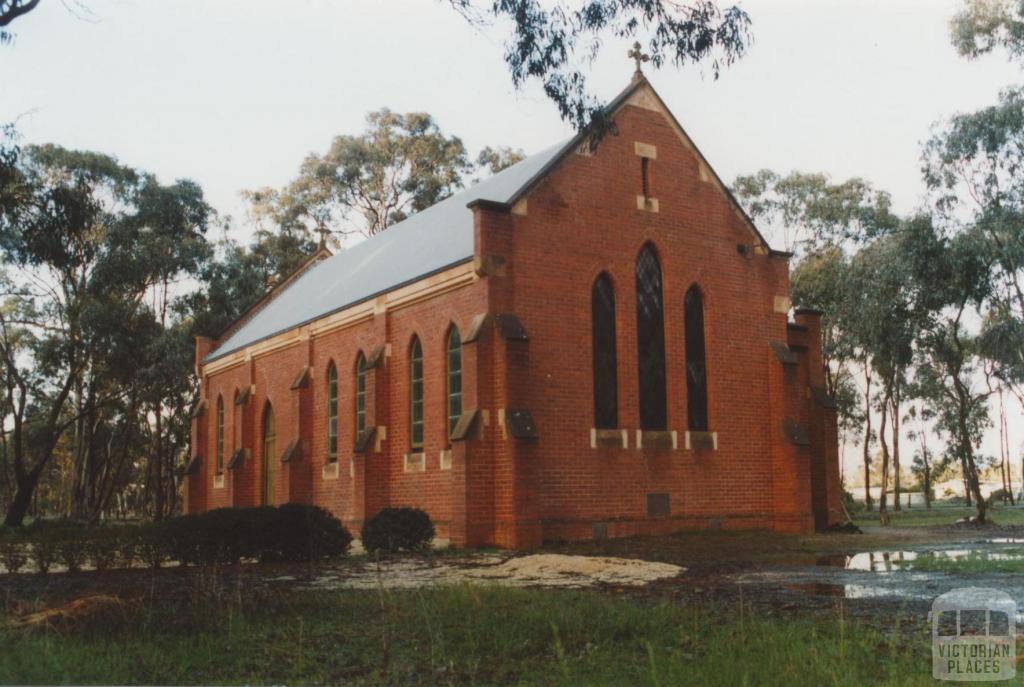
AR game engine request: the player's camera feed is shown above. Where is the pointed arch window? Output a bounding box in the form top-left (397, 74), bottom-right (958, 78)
top-left (262, 403), bottom-right (276, 506)
top-left (215, 396), bottom-right (225, 473)
top-left (446, 327), bottom-right (462, 438)
top-left (355, 353), bottom-right (367, 436)
top-left (233, 389), bottom-right (243, 449)
top-left (636, 244), bottom-right (667, 430)
top-left (685, 285), bottom-right (709, 431)
top-left (327, 363), bottom-right (338, 461)
top-left (591, 273), bottom-right (618, 429)
top-left (410, 337), bottom-right (424, 449)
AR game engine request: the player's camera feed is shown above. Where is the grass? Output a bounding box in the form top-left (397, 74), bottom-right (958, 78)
top-left (895, 549), bottom-right (1024, 574)
top-left (0, 584), bottom-right (941, 686)
top-left (853, 503), bottom-right (1024, 528)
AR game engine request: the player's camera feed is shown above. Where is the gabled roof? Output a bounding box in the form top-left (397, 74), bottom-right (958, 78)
top-left (206, 138), bottom-right (570, 362)
top-left (205, 77), bottom-right (774, 364)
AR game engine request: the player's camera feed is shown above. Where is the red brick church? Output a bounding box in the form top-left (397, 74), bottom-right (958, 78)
top-left (185, 74), bottom-right (843, 548)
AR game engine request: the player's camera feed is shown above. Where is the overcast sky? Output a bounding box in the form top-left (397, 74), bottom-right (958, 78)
top-left (2, 0), bottom-right (1021, 484)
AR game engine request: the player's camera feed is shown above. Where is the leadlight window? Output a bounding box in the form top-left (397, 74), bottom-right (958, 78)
top-left (262, 403), bottom-right (276, 506)
top-left (327, 363), bottom-right (338, 461)
top-left (410, 337), bottom-right (424, 448)
top-left (446, 327), bottom-right (462, 439)
top-left (636, 244), bottom-right (667, 430)
top-left (591, 273), bottom-right (618, 429)
top-left (355, 353), bottom-right (367, 436)
top-left (215, 396), bottom-right (225, 473)
top-left (685, 285), bottom-right (709, 431)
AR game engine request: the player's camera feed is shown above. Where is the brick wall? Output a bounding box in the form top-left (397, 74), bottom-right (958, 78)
top-left (188, 82), bottom-right (842, 545)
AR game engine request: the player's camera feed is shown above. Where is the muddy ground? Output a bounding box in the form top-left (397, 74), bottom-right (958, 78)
top-left (4, 521), bottom-right (1022, 637)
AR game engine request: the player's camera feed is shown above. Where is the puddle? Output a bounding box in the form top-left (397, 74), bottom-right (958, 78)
top-left (811, 544), bottom-right (1024, 572)
top-left (740, 539), bottom-right (1024, 602)
top-left (782, 582), bottom-right (917, 599)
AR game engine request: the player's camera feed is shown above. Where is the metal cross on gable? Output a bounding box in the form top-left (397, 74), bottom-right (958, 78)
top-left (628, 41), bottom-right (649, 79)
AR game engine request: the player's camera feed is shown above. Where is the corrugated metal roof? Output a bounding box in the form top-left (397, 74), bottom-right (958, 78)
top-left (206, 139), bottom-right (571, 361)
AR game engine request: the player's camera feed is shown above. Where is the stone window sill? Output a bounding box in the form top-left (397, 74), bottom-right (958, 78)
top-left (590, 428), bottom-right (628, 449)
top-left (322, 461), bottom-right (339, 480)
top-left (635, 430), bottom-right (677, 450)
top-left (685, 431), bottom-right (718, 451)
top-left (404, 452), bottom-right (426, 473)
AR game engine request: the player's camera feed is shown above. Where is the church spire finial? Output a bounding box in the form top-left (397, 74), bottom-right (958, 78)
top-left (628, 41), bottom-right (649, 81)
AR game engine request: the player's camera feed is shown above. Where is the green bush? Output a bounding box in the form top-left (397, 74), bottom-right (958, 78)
top-left (841, 489), bottom-right (863, 514)
top-left (361, 507), bottom-right (435, 555)
top-left (32, 535), bottom-right (59, 574)
top-left (989, 488), bottom-right (1015, 505)
top-left (86, 530), bottom-right (122, 571)
top-left (0, 505), bottom-right (352, 574)
top-left (57, 537), bottom-right (88, 573)
top-left (270, 504), bottom-right (353, 561)
top-left (0, 531), bottom-right (28, 573)
top-left (137, 522), bottom-right (169, 569)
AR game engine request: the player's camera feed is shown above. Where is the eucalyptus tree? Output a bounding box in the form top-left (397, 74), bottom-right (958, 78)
top-left (246, 110), bottom-right (473, 244)
top-left (0, 142), bottom-right (211, 525)
top-left (731, 170), bottom-right (898, 255)
top-left (0, 143), bottom-right (136, 525)
top-left (951, 0), bottom-right (1024, 63)
top-left (905, 404), bottom-right (935, 508)
top-left (736, 170), bottom-right (900, 510)
top-left (0, 0), bottom-right (38, 43)
top-left (449, 0), bottom-right (752, 135)
top-left (789, 246), bottom-right (870, 504)
top-left (476, 146), bottom-right (526, 176)
top-left (904, 217), bottom-right (996, 522)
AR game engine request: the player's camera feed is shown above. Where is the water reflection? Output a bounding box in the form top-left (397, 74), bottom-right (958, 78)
top-left (814, 546), bottom-right (1024, 571)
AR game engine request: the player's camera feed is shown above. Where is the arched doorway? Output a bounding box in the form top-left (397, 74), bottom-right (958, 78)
top-left (262, 402), bottom-right (276, 506)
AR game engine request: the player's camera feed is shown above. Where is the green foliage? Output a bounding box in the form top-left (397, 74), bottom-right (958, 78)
top-left (270, 503), bottom-right (353, 562)
top-left (0, 586), bottom-right (933, 685)
top-left (0, 529), bottom-right (28, 572)
top-left (0, 506), bottom-right (352, 574)
top-left (0, 141), bottom-right (214, 526)
top-left (475, 145), bottom-right (525, 175)
top-left (251, 109), bottom-right (473, 240)
top-left (361, 507), bottom-right (435, 554)
top-left (450, 1), bottom-right (752, 135)
top-left (30, 534), bottom-right (57, 573)
top-left (732, 169), bottom-right (898, 253)
top-left (841, 488), bottom-right (863, 514)
top-left (951, 0), bottom-right (1024, 62)
top-left (56, 536), bottom-right (88, 573)
top-left (167, 505), bottom-right (352, 566)
top-left (85, 529), bottom-right (121, 571)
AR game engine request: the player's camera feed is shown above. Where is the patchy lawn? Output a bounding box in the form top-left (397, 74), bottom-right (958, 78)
top-left (6, 510), bottom-right (1024, 685)
top-left (853, 503), bottom-right (1024, 528)
top-left (1, 584), bottom-right (935, 686)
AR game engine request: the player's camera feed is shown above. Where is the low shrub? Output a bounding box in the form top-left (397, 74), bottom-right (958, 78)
top-left (86, 530), bottom-right (121, 571)
top-left (361, 507), bottom-right (435, 555)
top-left (56, 537), bottom-right (88, 573)
top-left (270, 504), bottom-right (353, 562)
top-left (32, 535), bottom-right (59, 574)
top-left (0, 531), bottom-right (28, 573)
top-left (841, 489), bottom-right (863, 514)
top-left (136, 523), bottom-right (169, 569)
top-left (1, 505), bottom-right (353, 574)
top-left (989, 489), bottom-right (1015, 505)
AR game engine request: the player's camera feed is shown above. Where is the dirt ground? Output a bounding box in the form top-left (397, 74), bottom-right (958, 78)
top-left (5, 521), bottom-right (1023, 636)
